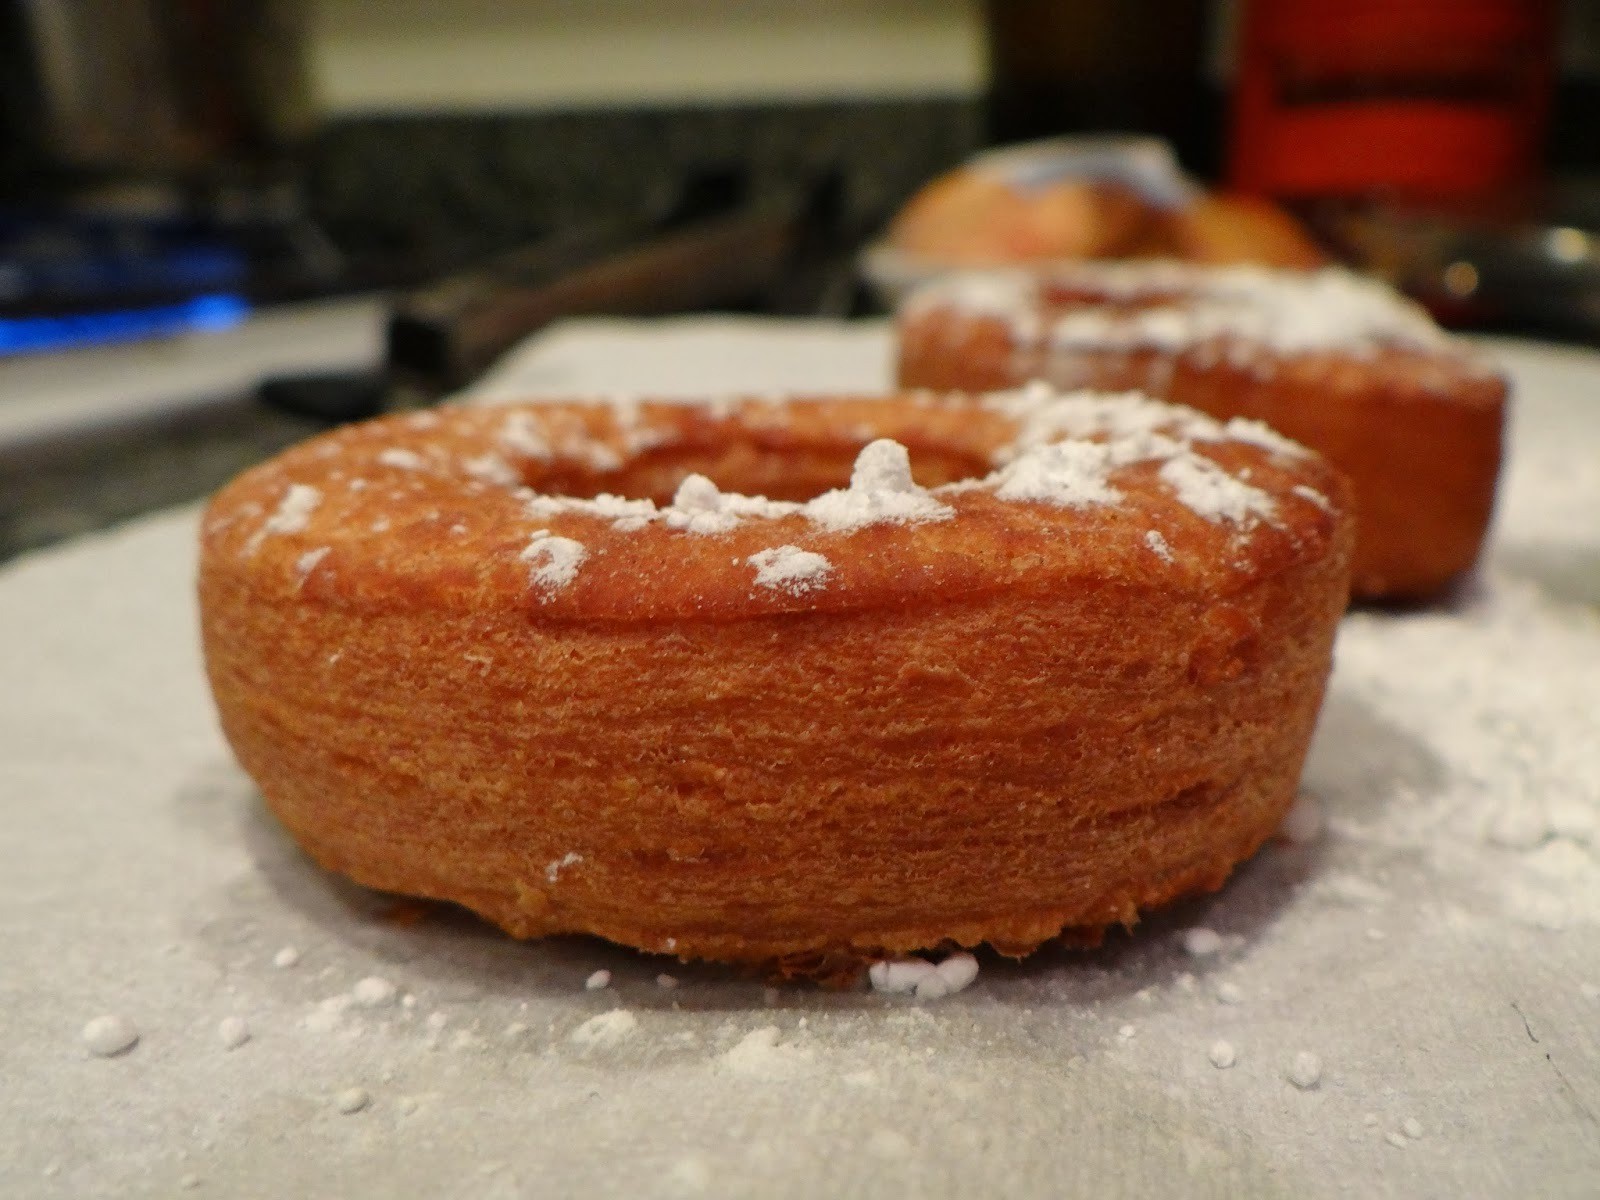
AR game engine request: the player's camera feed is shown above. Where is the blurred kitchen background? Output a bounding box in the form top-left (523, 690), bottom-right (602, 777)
top-left (3, 0), bottom-right (1598, 559)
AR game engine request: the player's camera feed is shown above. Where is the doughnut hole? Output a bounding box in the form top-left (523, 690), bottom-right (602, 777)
top-left (519, 429), bottom-right (995, 506)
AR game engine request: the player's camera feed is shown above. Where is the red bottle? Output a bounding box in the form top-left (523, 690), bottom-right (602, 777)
top-left (1230, 0), bottom-right (1557, 204)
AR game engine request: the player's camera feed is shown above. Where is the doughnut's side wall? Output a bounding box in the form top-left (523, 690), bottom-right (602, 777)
top-left (896, 308), bottom-right (1506, 601)
top-left (198, 526), bottom-right (1352, 967)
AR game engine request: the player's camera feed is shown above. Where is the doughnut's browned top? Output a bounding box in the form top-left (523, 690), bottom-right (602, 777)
top-left (201, 392), bottom-right (1351, 625)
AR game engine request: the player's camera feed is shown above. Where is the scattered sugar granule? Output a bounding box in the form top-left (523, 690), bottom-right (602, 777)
top-left (1279, 794), bottom-right (1326, 844)
top-left (1363, 1113), bottom-right (1379, 1127)
top-left (334, 1087), bottom-right (370, 1114)
top-left (82, 1014), bottom-right (139, 1057)
top-left (1208, 1040), bottom-right (1237, 1069)
top-left (747, 546), bottom-right (832, 595)
top-left (585, 970), bottom-right (612, 991)
top-left (294, 547), bottom-right (329, 586)
top-left (179, 1172), bottom-right (201, 1190)
top-left (1291, 483), bottom-right (1334, 511)
top-left (1385, 1131), bottom-right (1409, 1149)
top-left (1216, 982), bottom-right (1243, 1005)
top-left (217, 1017), bottom-right (251, 1050)
top-left (1403, 1118), bottom-right (1424, 1139)
top-left (246, 483), bottom-right (320, 553)
top-left (656, 974), bottom-right (679, 990)
top-left (272, 946), bottom-right (300, 969)
top-left (500, 412), bottom-right (551, 458)
top-left (1118, 1024), bottom-right (1137, 1041)
top-left (546, 852), bottom-right (582, 884)
top-left (463, 453), bottom-right (519, 485)
top-left (1289, 1051), bottom-right (1323, 1089)
top-left (521, 532), bottom-right (587, 592)
top-left (351, 977), bottom-right (398, 1008)
top-left (570, 1009), bottom-right (638, 1051)
top-left (1182, 927), bottom-right (1224, 957)
top-left (377, 448), bottom-right (425, 470)
top-left (1144, 529), bottom-right (1174, 563)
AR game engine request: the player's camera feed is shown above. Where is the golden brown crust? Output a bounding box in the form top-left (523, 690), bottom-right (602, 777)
top-left (200, 395), bottom-right (1353, 969)
top-left (895, 272), bottom-right (1507, 600)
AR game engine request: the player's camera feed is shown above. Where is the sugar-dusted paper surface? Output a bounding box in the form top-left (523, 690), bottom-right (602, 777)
top-left (2, 320), bottom-right (1596, 1199)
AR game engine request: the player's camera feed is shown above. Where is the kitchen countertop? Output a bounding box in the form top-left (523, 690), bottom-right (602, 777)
top-left (1, 319), bottom-right (1597, 1199)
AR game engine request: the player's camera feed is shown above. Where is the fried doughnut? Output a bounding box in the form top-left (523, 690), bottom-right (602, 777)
top-left (887, 171), bottom-right (1163, 265)
top-left (896, 262), bottom-right (1507, 600)
top-left (199, 388), bottom-right (1352, 972)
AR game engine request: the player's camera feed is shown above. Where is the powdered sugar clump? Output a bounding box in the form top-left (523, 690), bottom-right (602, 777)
top-left (570, 1010), bottom-right (637, 1051)
top-left (245, 484), bottom-right (320, 554)
top-left (546, 852), bottom-right (582, 884)
top-left (662, 474), bottom-right (795, 535)
top-left (748, 546), bottom-right (833, 595)
top-left (377, 448), bottom-right (426, 470)
top-left (81, 1014), bottom-right (139, 1057)
top-left (294, 546), bottom-right (329, 586)
top-left (521, 531), bottom-right (587, 593)
top-left (717, 1025), bottom-right (813, 1080)
top-left (867, 952), bottom-right (980, 1001)
top-left (804, 439), bottom-right (953, 532)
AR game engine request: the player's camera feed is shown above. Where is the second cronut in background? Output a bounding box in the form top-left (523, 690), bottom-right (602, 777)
top-left (896, 262), bottom-right (1507, 601)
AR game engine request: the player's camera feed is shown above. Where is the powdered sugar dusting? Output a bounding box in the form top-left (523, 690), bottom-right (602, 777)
top-left (717, 1025), bottom-right (813, 1080)
top-left (910, 263), bottom-right (1458, 358)
top-left (569, 1010), bottom-right (637, 1051)
top-left (1158, 455), bottom-right (1277, 524)
top-left (748, 546), bottom-right (833, 595)
top-left (7, 334), bottom-right (1599, 1195)
top-left (463, 453), bottom-right (519, 486)
top-left (990, 439), bottom-right (1125, 508)
top-left (1224, 418), bottom-right (1310, 458)
top-left (500, 412), bottom-right (551, 459)
top-left (481, 389), bottom-right (1289, 543)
